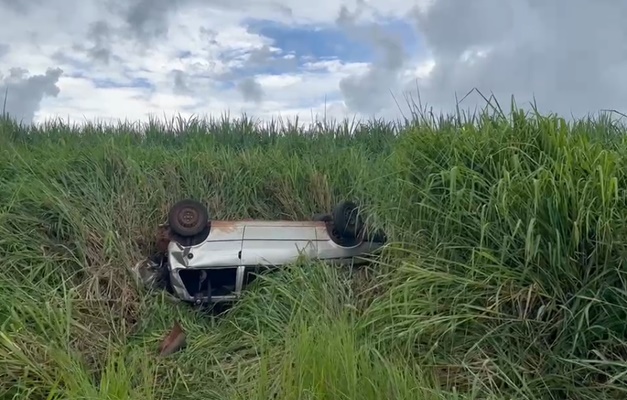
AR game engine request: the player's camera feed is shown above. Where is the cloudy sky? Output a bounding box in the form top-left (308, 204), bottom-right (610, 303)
top-left (1, 0), bottom-right (626, 125)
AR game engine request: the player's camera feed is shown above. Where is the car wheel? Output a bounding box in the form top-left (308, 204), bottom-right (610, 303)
top-left (312, 213), bottom-right (332, 222)
top-left (332, 200), bottom-right (364, 239)
top-left (168, 199), bottom-right (209, 237)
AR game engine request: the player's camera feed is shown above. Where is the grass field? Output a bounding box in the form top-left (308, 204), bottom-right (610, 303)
top-left (2, 105), bottom-right (627, 399)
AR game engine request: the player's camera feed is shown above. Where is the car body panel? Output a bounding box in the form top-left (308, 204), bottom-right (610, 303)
top-left (241, 221), bottom-right (319, 266)
top-left (316, 239), bottom-right (384, 264)
top-left (241, 239), bottom-right (318, 267)
top-left (167, 223), bottom-right (245, 269)
top-left (242, 221), bottom-right (320, 240)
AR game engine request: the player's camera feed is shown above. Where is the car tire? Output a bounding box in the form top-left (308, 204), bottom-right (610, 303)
top-left (312, 213), bottom-right (332, 222)
top-left (332, 200), bottom-right (364, 239)
top-left (168, 199), bottom-right (209, 238)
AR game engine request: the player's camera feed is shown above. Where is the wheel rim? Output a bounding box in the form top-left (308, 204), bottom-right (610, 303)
top-left (178, 207), bottom-right (199, 228)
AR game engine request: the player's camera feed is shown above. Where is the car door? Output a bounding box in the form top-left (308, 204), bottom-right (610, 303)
top-left (240, 221), bottom-right (318, 267)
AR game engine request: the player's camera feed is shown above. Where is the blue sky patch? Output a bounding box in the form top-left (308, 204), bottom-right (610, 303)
top-left (245, 19), bottom-right (373, 63)
top-left (217, 17), bottom-right (426, 89)
top-left (214, 79), bottom-right (237, 91)
top-left (93, 76), bottom-right (154, 90)
top-left (177, 50), bottom-right (192, 59)
top-left (243, 17), bottom-right (424, 67)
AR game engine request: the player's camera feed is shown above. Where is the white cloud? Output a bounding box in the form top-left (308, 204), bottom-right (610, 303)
top-left (0, 0), bottom-right (435, 125)
top-left (37, 76), bottom-right (198, 123)
top-left (3, 0), bottom-right (624, 126)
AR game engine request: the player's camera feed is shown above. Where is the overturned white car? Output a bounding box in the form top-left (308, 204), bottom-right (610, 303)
top-left (133, 199), bottom-right (387, 305)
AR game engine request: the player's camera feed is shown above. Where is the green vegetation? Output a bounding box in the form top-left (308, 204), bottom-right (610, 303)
top-left (2, 106), bottom-right (627, 399)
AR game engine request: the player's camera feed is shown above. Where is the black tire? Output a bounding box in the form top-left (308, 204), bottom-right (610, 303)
top-left (332, 200), bottom-right (364, 238)
top-left (312, 213), bottom-right (332, 222)
top-left (366, 228), bottom-right (387, 244)
top-left (168, 199), bottom-right (209, 237)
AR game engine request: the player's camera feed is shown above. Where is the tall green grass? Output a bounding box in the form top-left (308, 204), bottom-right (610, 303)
top-left (1, 106), bottom-right (627, 399)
